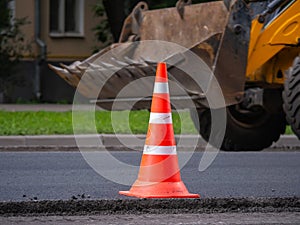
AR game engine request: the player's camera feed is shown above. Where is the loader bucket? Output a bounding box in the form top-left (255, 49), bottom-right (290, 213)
top-left (50, 0), bottom-right (251, 110)
top-left (119, 1), bottom-right (227, 48)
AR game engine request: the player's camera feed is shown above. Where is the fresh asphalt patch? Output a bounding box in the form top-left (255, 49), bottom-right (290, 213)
top-left (0, 197), bottom-right (299, 216)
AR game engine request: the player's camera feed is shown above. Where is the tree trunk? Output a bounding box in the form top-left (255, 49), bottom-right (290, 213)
top-left (103, 0), bottom-right (126, 42)
top-left (103, 0), bottom-right (149, 42)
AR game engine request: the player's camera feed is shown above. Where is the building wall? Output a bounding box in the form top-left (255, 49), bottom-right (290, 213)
top-left (41, 0), bottom-right (101, 61)
top-left (7, 0), bottom-right (103, 103)
top-left (15, 0), bottom-right (101, 61)
top-left (15, 0), bottom-right (37, 57)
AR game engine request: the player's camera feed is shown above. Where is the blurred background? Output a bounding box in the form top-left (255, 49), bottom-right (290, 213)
top-left (0, 0), bottom-right (208, 104)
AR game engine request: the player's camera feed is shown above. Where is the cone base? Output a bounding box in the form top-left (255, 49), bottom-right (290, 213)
top-left (119, 180), bottom-right (200, 199)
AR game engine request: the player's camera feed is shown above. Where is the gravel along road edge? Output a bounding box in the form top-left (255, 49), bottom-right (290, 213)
top-left (0, 198), bottom-right (299, 216)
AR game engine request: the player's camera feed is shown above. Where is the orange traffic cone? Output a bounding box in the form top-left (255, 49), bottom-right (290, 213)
top-left (119, 62), bottom-right (200, 198)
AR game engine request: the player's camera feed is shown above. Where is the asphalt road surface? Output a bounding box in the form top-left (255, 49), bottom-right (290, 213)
top-left (1, 151), bottom-right (300, 201)
top-left (1, 212), bottom-right (300, 225)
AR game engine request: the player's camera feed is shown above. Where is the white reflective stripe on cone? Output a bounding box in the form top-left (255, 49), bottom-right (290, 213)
top-left (153, 82), bottom-right (169, 94)
top-left (143, 145), bottom-right (177, 155)
top-left (149, 112), bottom-right (172, 124)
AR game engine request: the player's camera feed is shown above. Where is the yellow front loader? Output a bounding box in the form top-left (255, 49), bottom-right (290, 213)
top-left (50, 0), bottom-right (300, 151)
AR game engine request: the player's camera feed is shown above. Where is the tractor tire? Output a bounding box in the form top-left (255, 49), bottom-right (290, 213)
top-left (190, 105), bottom-right (286, 151)
top-left (283, 56), bottom-right (300, 139)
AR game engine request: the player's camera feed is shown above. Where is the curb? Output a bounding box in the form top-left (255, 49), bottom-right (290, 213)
top-left (0, 134), bottom-right (206, 149)
top-left (0, 104), bottom-right (88, 112)
top-left (0, 134), bottom-right (298, 150)
top-left (271, 135), bottom-right (300, 148)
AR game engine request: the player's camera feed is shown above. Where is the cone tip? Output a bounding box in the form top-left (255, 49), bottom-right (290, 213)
top-left (156, 62), bottom-right (168, 82)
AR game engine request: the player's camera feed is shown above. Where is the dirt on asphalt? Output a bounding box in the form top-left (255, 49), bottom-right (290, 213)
top-left (0, 197), bottom-right (299, 217)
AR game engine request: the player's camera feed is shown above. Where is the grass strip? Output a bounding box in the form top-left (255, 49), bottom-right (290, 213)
top-left (0, 110), bottom-right (294, 135)
top-left (0, 110), bottom-right (197, 135)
